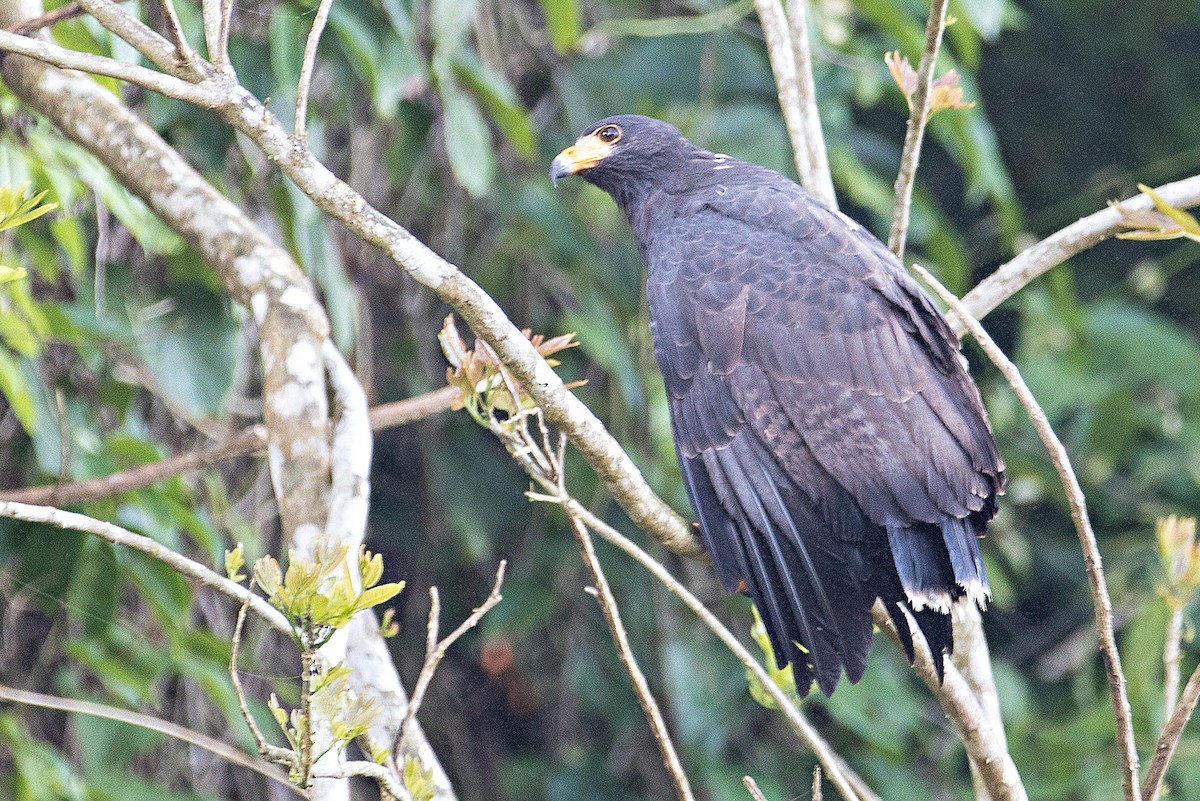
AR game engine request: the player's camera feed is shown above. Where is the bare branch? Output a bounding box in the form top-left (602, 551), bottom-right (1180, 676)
top-left (568, 514), bottom-right (695, 801)
top-left (5, 2), bottom-right (84, 33)
top-left (1164, 606), bottom-right (1185, 721)
top-left (200, 0), bottom-right (232, 71)
top-left (0, 681), bottom-right (304, 795)
top-left (157, 0), bottom-right (195, 65)
top-left (395, 562), bottom-right (507, 755)
top-left (296, 0), bottom-right (336, 144)
top-left (76, 0), bottom-right (186, 75)
top-left (231, 594), bottom-right (300, 770)
top-left (743, 775), bottom-right (770, 801)
top-left (1144, 662), bottom-right (1200, 801)
top-left (0, 499), bottom-right (291, 634)
top-left (873, 604), bottom-right (1027, 801)
top-left (567, 501), bottom-right (877, 801)
top-left (0, 387), bottom-right (458, 506)
top-left (783, 0), bottom-right (835, 207)
top-left (0, 29), bottom-right (217, 106)
top-left (887, 0), bottom-right (949, 258)
top-left (751, 0), bottom-right (836, 208)
top-left (0, 425), bottom-right (268, 505)
top-left (961, 175), bottom-right (1200, 324)
top-left (910, 262), bottom-right (1138, 801)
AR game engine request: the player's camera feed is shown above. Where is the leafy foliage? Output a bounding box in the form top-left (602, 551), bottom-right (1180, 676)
top-left (1, 1), bottom-right (1199, 800)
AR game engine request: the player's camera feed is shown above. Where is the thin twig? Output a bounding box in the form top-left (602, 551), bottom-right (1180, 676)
top-left (813, 766), bottom-right (824, 801)
top-left (743, 775), bottom-right (770, 801)
top-left (910, 262), bottom-right (1139, 801)
top-left (1143, 661), bottom-right (1200, 801)
top-left (886, 0), bottom-right (949, 258)
top-left (0, 500), bottom-right (291, 635)
top-left (566, 500), bottom-right (877, 801)
top-left (1164, 605), bottom-right (1184, 720)
top-left (295, 0), bottom-right (336, 144)
top-left (0, 387), bottom-right (458, 506)
top-left (568, 515), bottom-right (695, 801)
top-left (157, 0), bottom-right (196, 65)
top-left (0, 681), bottom-right (304, 795)
top-left (0, 425), bottom-right (268, 505)
top-left (782, 0), bottom-right (835, 207)
top-left (6, 3), bottom-right (85, 34)
top-left (231, 593), bottom-right (299, 770)
top-left (394, 562), bottom-right (506, 757)
top-left (0, 29), bottom-right (216, 107)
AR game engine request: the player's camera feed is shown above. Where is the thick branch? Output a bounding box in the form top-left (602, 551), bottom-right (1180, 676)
top-left (751, 0), bottom-right (836, 208)
top-left (872, 605), bottom-right (1026, 801)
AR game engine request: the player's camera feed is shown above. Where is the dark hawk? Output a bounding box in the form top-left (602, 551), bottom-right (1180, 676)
top-left (551, 114), bottom-right (1004, 696)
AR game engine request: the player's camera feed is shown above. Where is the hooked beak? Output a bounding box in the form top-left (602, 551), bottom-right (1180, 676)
top-left (550, 132), bottom-right (614, 186)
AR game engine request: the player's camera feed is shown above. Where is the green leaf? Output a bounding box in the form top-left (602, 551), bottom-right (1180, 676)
top-left (1139, 182), bottom-right (1200, 237)
top-left (537, 0), bottom-right (581, 54)
top-left (438, 78), bottom-right (496, 197)
top-left (0, 264), bottom-right (28, 284)
top-left (356, 581), bottom-right (405, 611)
top-left (225, 543), bottom-right (246, 583)
top-left (453, 56), bottom-right (536, 159)
top-left (0, 347), bottom-right (35, 433)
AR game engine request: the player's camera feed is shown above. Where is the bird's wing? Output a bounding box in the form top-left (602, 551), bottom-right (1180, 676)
top-left (646, 171), bottom-right (1002, 691)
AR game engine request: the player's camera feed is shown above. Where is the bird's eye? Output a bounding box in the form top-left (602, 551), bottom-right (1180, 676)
top-left (596, 125), bottom-right (622, 144)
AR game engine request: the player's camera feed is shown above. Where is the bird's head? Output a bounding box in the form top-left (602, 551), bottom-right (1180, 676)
top-left (550, 115), bottom-right (693, 197)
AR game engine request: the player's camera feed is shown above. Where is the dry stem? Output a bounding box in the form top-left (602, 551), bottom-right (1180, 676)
top-left (231, 594), bottom-right (299, 770)
top-left (394, 561), bottom-right (507, 756)
top-left (1143, 662), bottom-right (1200, 801)
top-left (0, 680), bottom-right (303, 794)
top-left (743, 775), bottom-right (770, 801)
top-left (0, 387), bottom-right (458, 506)
top-left (568, 514), bottom-right (695, 801)
top-left (910, 262), bottom-right (1138, 801)
top-left (887, 0), bottom-right (949, 257)
top-left (296, 0), bottom-right (336, 144)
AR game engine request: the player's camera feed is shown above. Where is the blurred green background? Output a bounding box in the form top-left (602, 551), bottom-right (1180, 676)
top-left (2, 1), bottom-right (1200, 799)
